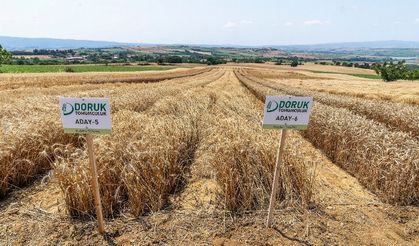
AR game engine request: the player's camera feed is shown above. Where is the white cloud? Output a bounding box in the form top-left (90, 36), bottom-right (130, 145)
top-left (223, 20), bottom-right (252, 28)
top-left (239, 20), bottom-right (253, 24)
top-left (303, 19), bottom-right (330, 26)
top-left (223, 21), bottom-right (237, 28)
top-left (416, 18), bottom-right (419, 23)
top-left (392, 20), bottom-right (402, 25)
top-left (284, 21), bottom-right (293, 27)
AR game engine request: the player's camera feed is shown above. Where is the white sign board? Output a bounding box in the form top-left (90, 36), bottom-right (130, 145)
top-left (59, 97), bottom-right (112, 134)
top-left (262, 96), bottom-right (313, 129)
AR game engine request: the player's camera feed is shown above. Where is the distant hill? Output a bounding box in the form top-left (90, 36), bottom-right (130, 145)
top-left (0, 36), bottom-right (141, 50)
top-left (1, 36), bottom-right (419, 51)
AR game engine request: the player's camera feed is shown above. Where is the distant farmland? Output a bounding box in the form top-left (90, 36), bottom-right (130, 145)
top-left (0, 64), bottom-right (177, 73)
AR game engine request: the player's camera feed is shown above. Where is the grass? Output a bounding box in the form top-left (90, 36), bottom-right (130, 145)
top-left (351, 73), bottom-right (382, 79)
top-left (309, 70), bottom-right (381, 79)
top-left (0, 64), bottom-right (176, 73)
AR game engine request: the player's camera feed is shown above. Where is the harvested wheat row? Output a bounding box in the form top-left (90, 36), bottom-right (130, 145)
top-left (55, 69), bottom-right (313, 217)
top-left (54, 74), bottom-right (219, 217)
top-left (193, 71), bottom-right (314, 212)
top-left (0, 69), bottom-right (220, 139)
top-left (244, 68), bottom-right (323, 80)
top-left (0, 118), bottom-right (80, 197)
top-left (305, 104), bottom-right (419, 205)
top-left (55, 108), bottom-right (202, 217)
top-left (0, 67), bottom-right (212, 90)
top-left (205, 117), bottom-right (314, 212)
top-left (153, 69), bottom-right (313, 212)
top-left (55, 111), bottom-right (197, 217)
top-left (236, 70), bottom-right (419, 205)
top-left (244, 67), bottom-right (419, 106)
top-left (0, 68), bottom-right (222, 105)
top-left (115, 69), bottom-right (223, 113)
top-left (0, 69), bottom-right (221, 199)
top-left (0, 101), bottom-right (81, 198)
top-left (0, 69), bottom-right (222, 120)
top-left (242, 70), bottom-right (419, 139)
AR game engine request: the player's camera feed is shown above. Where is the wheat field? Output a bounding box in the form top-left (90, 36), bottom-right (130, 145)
top-left (0, 65), bottom-right (418, 245)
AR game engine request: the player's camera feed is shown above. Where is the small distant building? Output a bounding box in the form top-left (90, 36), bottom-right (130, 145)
top-left (66, 56), bottom-right (87, 61)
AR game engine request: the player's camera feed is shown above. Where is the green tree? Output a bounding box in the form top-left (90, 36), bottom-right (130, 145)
top-left (167, 56), bottom-right (183, 63)
top-left (0, 45), bottom-right (12, 66)
top-left (407, 69), bottom-right (419, 80)
top-left (275, 60), bottom-right (283, 65)
top-left (290, 60), bottom-right (298, 67)
top-left (371, 63), bottom-right (381, 74)
top-left (374, 61), bottom-right (409, 82)
top-left (206, 56), bottom-right (226, 65)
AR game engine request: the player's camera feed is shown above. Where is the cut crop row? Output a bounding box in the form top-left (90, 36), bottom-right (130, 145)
top-left (0, 67), bottom-right (212, 90)
top-left (241, 69), bottom-right (419, 139)
top-left (236, 70), bottom-right (419, 205)
top-left (55, 88), bottom-right (214, 217)
top-left (244, 67), bottom-right (419, 106)
top-left (0, 69), bottom-right (222, 198)
top-left (55, 69), bottom-right (314, 218)
top-left (195, 71), bottom-right (314, 212)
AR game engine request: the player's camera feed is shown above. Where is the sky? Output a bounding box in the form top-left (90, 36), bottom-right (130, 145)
top-left (1, 0), bottom-right (419, 45)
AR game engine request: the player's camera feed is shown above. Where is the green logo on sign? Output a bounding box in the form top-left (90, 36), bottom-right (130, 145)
top-left (267, 100), bottom-right (278, 112)
top-left (62, 103), bottom-right (74, 115)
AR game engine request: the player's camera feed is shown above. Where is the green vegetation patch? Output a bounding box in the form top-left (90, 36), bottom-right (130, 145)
top-left (351, 74), bottom-right (382, 79)
top-left (309, 70), bottom-right (381, 79)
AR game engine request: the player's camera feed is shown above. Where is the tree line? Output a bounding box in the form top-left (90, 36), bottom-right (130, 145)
top-left (1, 44), bottom-right (418, 80)
top-left (0, 45), bottom-right (12, 66)
top-left (372, 61), bottom-right (419, 81)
